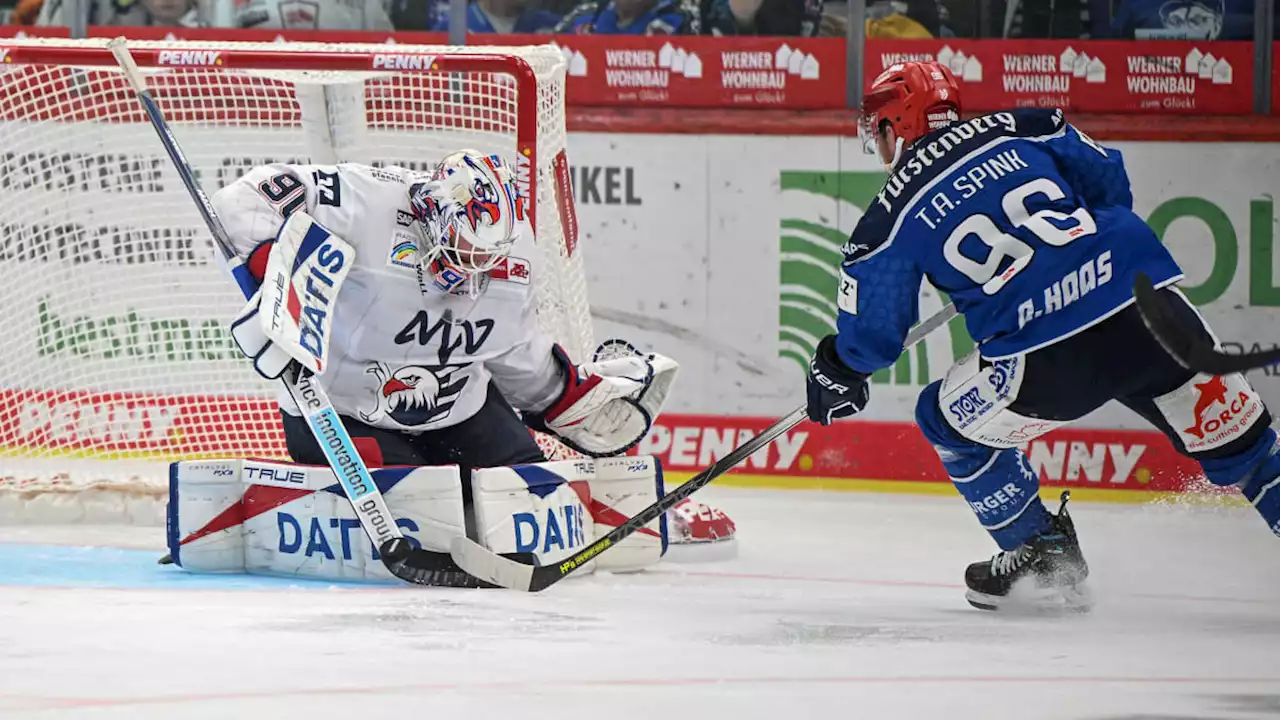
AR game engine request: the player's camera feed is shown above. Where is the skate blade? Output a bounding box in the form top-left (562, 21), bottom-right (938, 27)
top-left (966, 580), bottom-right (1094, 615)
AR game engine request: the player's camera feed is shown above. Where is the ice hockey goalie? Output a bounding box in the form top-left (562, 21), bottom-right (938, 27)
top-left (165, 150), bottom-right (735, 584)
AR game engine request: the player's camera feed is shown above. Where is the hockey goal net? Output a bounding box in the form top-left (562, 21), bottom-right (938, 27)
top-left (0, 38), bottom-right (590, 523)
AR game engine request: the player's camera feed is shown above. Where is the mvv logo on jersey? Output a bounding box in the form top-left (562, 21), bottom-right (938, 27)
top-left (264, 213), bottom-right (353, 373)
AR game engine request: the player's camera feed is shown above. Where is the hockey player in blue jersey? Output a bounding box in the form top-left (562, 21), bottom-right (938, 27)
top-left (805, 61), bottom-right (1280, 612)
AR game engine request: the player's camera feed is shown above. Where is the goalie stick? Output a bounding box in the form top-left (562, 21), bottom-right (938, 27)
top-left (107, 38), bottom-right (471, 587)
top-left (1133, 272), bottom-right (1280, 375)
top-left (450, 301), bottom-right (960, 592)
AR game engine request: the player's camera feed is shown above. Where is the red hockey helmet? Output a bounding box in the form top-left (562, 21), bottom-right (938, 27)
top-left (860, 61), bottom-right (962, 168)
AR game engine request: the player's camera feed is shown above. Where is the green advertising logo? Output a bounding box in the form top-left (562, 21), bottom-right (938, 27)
top-left (1148, 196), bottom-right (1278, 306)
top-left (778, 170), bottom-right (973, 387)
top-left (37, 296), bottom-right (240, 363)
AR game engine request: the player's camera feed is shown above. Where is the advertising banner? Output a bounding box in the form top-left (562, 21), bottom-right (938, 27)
top-left (0, 115), bottom-right (1276, 494)
top-left (74, 27), bottom-right (847, 111)
top-left (1275, 42), bottom-right (1280, 115)
top-left (0, 388), bottom-right (282, 458)
top-left (520, 35), bottom-right (846, 110)
top-left (867, 39), bottom-right (1253, 114)
top-left (640, 414), bottom-right (1206, 496)
top-left (0, 30), bottom-right (1266, 115)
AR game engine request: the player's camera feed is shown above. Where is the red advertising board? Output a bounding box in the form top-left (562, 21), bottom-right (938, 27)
top-left (78, 27), bottom-right (846, 110)
top-left (0, 389), bottom-right (286, 458)
top-left (867, 39), bottom-right (1253, 115)
top-left (10, 29), bottom-right (1265, 115)
top-left (639, 414), bottom-right (1210, 495)
top-left (0, 27), bottom-right (69, 38)
top-left (1274, 42), bottom-right (1280, 115)
top-left (492, 34), bottom-right (847, 110)
top-left (0, 386), bottom-right (1218, 499)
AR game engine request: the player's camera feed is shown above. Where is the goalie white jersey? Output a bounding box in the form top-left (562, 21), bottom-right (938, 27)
top-left (212, 163), bottom-right (564, 432)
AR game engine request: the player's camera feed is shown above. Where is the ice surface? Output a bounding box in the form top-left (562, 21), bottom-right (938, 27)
top-left (1, 488), bottom-right (1278, 719)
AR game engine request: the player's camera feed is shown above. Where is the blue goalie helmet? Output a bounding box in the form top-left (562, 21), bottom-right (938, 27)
top-left (408, 150), bottom-right (526, 295)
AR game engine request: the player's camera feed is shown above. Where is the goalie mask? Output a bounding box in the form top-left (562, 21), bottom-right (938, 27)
top-left (409, 150), bottom-right (525, 296)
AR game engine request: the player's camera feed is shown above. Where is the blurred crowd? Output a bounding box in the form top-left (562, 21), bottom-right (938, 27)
top-left (3, 0), bottom-right (1273, 40)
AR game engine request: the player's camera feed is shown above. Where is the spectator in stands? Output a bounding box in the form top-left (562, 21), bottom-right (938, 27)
top-left (554, 0), bottom-right (698, 33)
top-left (1111, 0), bottom-right (1252, 40)
top-left (703, 0), bottom-right (823, 35)
top-left (36, 0), bottom-right (197, 25)
top-left (865, 0), bottom-right (944, 37)
top-left (391, 0), bottom-right (559, 31)
top-left (11, 0), bottom-right (45, 24)
top-left (412, 0), bottom-right (560, 31)
top-left (996, 0), bottom-right (1097, 38)
top-left (232, 0), bottom-right (393, 29)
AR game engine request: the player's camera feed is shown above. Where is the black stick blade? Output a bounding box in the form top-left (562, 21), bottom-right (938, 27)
top-left (1134, 273), bottom-right (1280, 375)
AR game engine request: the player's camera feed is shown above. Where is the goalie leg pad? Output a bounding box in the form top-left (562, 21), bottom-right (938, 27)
top-left (470, 456), bottom-right (667, 576)
top-left (471, 460), bottom-right (596, 568)
top-left (168, 459), bottom-right (466, 582)
top-left (589, 456), bottom-right (667, 573)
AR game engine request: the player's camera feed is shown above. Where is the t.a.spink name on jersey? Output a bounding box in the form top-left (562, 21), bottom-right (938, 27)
top-left (913, 149), bottom-right (1031, 231)
top-left (874, 112), bottom-right (1019, 212)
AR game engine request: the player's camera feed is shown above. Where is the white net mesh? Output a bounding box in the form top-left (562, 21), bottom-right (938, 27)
top-left (0, 39), bottom-right (590, 522)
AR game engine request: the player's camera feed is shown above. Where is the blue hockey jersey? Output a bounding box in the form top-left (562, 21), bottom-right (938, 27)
top-left (835, 108), bottom-right (1183, 372)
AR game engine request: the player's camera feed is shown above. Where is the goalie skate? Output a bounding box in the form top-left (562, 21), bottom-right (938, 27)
top-left (663, 497), bottom-right (738, 562)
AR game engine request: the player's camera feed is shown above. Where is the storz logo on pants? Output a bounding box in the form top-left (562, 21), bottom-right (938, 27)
top-left (948, 387), bottom-right (990, 430)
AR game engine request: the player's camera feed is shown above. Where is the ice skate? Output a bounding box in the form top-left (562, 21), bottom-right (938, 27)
top-left (964, 491), bottom-right (1092, 613)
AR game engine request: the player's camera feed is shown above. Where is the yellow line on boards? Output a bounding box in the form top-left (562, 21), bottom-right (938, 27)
top-left (660, 471), bottom-right (1248, 507)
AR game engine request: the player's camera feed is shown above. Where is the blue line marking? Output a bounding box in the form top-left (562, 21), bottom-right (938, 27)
top-left (0, 544), bottom-right (395, 590)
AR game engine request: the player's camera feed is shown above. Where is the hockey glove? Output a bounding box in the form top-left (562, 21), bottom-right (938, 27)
top-left (230, 212), bottom-right (354, 380)
top-left (230, 287), bottom-right (296, 380)
top-left (806, 334), bottom-right (871, 426)
top-left (529, 341), bottom-right (679, 457)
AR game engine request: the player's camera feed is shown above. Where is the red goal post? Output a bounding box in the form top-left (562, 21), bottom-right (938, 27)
top-left (0, 38), bottom-right (588, 522)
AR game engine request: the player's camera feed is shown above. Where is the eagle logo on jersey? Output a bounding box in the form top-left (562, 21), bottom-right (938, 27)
top-left (359, 363), bottom-right (469, 428)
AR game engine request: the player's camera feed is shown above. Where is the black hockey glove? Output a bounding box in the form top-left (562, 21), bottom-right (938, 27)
top-left (806, 335), bottom-right (871, 426)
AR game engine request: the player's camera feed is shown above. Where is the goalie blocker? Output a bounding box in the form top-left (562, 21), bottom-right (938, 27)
top-left (167, 456), bottom-right (667, 583)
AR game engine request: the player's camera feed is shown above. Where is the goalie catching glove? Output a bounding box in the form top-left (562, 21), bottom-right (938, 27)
top-left (230, 211), bottom-right (354, 380)
top-left (530, 340), bottom-right (679, 457)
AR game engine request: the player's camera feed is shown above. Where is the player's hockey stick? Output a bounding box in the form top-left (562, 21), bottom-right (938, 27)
top-left (108, 38), bottom-right (471, 587)
top-left (451, 301), bottom-right (960, 591)
top-left (1133, 272), bottom-right (1280, 375)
